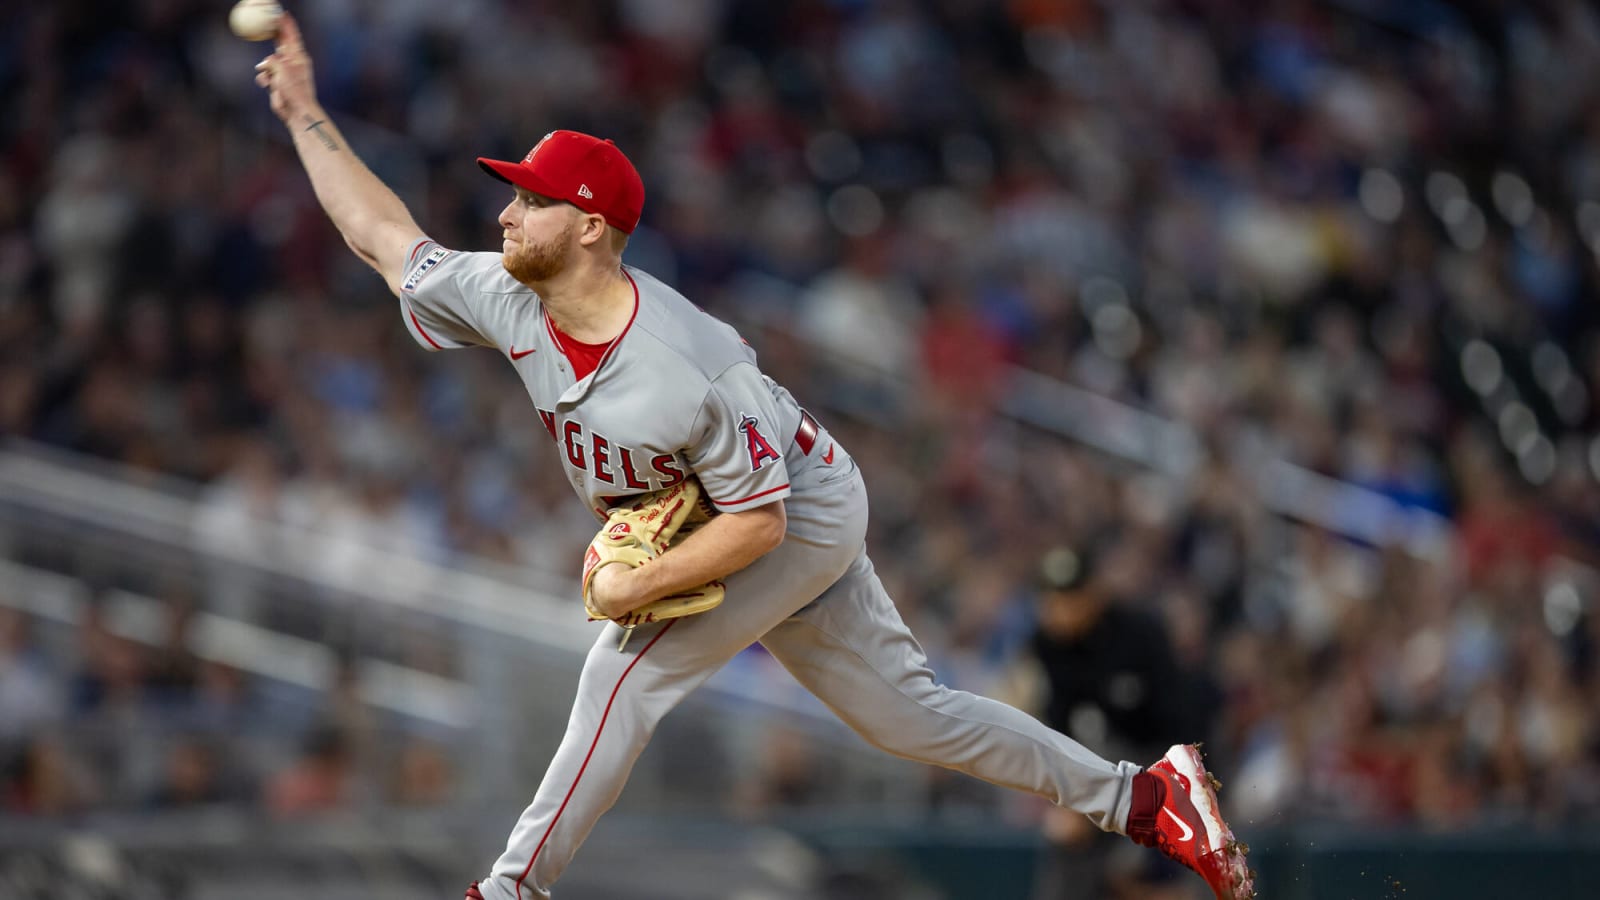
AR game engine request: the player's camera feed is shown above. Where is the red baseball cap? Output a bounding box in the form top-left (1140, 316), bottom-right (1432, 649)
top-left (478, 131), bottom-right (645, 234)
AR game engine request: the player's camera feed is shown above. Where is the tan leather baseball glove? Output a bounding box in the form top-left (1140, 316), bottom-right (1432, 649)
top-left (581, 478), bottom-right (723, 629)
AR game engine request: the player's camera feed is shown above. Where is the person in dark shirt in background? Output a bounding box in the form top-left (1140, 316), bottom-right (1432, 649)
top-left (1029, 542), bottom-right (1221, 899)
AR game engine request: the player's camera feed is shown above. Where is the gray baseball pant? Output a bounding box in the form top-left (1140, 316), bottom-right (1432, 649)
top-left (477, 472), bottom-right (1139, 900)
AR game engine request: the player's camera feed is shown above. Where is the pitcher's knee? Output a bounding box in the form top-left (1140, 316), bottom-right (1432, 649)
top-left (846, 688), bottom-right (967, 761)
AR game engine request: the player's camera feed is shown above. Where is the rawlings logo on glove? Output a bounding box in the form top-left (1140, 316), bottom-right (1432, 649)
top-left (582, 478), bottom-right (724, 629)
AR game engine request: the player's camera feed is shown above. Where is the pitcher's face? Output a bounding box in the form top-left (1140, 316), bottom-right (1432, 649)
top-left (499, 188), bottom-right (577, 285)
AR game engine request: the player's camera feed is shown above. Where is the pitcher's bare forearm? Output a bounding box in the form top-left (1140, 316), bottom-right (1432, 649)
top-left (284, 106), bottom-right (421, 285)
top-left (590, 501), bottom-right (787, 617)
top-left (300, 115), bottom-right (339, 152)
top-left (254, 13), bottom-right (421, 291)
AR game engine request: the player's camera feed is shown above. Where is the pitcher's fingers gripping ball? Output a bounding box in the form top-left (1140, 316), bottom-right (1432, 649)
top-left (582, 478), bottom-right (723, 646)
top-left (246, 8), bottom-right (323, 132)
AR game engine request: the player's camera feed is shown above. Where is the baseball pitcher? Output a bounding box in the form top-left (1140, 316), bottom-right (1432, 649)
top-left (253, 14), bottom-right (1253, 900)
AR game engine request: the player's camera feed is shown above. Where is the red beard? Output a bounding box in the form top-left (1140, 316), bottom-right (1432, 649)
top-left (502, 221), bottom-right (574, 285)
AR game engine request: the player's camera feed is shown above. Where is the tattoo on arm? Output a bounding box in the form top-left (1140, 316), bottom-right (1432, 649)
top-left (301, 118), bottom-right (339, 152)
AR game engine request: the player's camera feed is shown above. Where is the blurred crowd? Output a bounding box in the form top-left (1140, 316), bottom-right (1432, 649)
top-left (0, 600), bottom-right (456, 818)
top-left (5, 0), bottom-right (1600, 849)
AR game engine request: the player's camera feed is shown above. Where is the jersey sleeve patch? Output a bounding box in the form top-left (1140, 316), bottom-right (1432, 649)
top-left (403, 246), bottom-right (453, 292)
top-left (684, 365), bottom-right (793, 512)
top-left (738, 413), bottom-right (782, 472)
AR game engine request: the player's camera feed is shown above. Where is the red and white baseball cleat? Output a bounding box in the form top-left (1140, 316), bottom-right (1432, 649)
top-left (1127, 744), bottom-right (1256, 899)
top-left (464, 883), bottom-right (485, 899)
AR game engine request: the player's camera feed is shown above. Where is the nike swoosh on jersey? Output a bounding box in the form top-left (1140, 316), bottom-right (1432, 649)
top-left (1161, 807), bottom-right (1195, 842)
top-left (821, 444), bottom-right (835, 465)
top-left (510, 346), bottom-right (537, 360)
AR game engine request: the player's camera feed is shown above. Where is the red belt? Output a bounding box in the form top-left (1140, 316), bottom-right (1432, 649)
top-left (794, 409), bottom-right (820, 455)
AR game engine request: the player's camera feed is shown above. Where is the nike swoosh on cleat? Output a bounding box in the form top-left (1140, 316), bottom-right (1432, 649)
top-left (510, 346), bottom-right (536, 360)
top-left (1161, 807), bottom-right (1195, 842)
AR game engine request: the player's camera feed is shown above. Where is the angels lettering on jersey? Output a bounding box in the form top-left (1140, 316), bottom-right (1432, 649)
top-left (535, 406), bottom-right (785, 495)
top-left (536, 408), bottom-right (687, 490)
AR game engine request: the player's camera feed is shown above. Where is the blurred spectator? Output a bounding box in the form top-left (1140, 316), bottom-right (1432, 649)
top-left (2, 734), bottom-right (96, 816)
top-left (145, 591), bottom-right (202, 711)
top-left (1027, 544), bottom-right (1196, 762)
top-left (735, 725), bottom-right (829, 817)
top-left (266, 725), bottom-right (354, 817)
top-left (796, 234), bottom-right (923, 417)
top-left (0, 607), bottom-right (60, 740)
top-left (70, 603), bottom-right (148, 716)
top-left (387, 737), bottom-right (454, 807)
top-left (146, 736), bottom-right (252, 810)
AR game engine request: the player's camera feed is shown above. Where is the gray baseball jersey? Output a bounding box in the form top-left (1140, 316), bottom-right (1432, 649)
top-left (401, 239), bottom-right (837, 536)
top-left (399, 238), bottom-right (1139, 900)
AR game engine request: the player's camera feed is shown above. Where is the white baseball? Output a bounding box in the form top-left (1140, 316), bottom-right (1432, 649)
top-left (229, 0), bottom-right (283, 42)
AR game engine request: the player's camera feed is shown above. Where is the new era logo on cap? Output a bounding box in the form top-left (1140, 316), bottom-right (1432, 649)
top-left (477, 131), bottom-right (644, 234)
